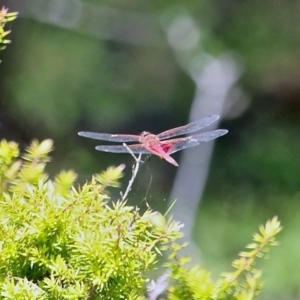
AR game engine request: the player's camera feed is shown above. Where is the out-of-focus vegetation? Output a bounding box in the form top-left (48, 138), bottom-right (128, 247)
top-left (1, 1), bottom-right (300, 298)
top-left (0, 7), bottom-right (18, 53)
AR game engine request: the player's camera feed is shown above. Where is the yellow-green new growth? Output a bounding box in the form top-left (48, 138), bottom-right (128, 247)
top-left (0, 139), bottom-right (184, 299)
top-left (0, 7), bottom-right (18, 53)
top-left (0, 139), bottom-right (282, 299)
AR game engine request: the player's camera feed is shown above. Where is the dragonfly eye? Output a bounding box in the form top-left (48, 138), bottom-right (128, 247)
top-left (140, 131), bottom-right (153, 138)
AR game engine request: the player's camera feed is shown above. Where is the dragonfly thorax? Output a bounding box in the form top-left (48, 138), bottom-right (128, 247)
top-left (139, 131), bottom-right (159, 144)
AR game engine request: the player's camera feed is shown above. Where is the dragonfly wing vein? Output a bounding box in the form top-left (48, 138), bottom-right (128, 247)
top-left (78, 132), bottom-right (140, 142)
top-left (168, 129), bottom-right (228, 154)
top-left (95, 145), bottom-right (151, 154)
top-left (157, 115), bottom-right (220, 140)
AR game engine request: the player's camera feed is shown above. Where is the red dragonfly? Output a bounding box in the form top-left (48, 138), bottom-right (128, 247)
top-left (78, 115), bottom-right (228, 167)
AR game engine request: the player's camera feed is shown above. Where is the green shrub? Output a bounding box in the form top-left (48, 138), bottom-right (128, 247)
top-left (0, 139), bottom-right (281, 299)
top-left (0, 7), bottom-right (18, 53)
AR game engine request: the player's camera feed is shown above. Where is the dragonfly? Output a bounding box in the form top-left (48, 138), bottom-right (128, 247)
top-left (78, 115), bottom-right (228, 167)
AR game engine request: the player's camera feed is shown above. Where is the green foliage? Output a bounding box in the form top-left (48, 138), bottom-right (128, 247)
top-left (164, 217), bottom-right (281, 300)
top-left (0, 7), bottom-right (18, 52)
top-left (0, 139), bottom-right (281, 299)
top-left (0, 139), bottom-right (183, 299)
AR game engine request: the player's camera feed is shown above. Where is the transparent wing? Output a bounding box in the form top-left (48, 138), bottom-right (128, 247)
top-left (78, 131), bottom-right (140, 142)
top-left (157, 115), bottom-right (220, 140)
top-left (95, 144), bottom-right (152, 154)
top-left (166, 129), bottom-right (228, 154)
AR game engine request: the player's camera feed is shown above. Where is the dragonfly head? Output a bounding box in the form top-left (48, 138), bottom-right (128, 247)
top-left (140, 131), bottom-right (150, 137)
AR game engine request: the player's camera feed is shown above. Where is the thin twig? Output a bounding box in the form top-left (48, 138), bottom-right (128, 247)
top-left (87, 284), bottom-right (98, 299)
top-left (127, 206), bottom-right (139, 232)
top-left (120, 143), bottom-right (142, 201)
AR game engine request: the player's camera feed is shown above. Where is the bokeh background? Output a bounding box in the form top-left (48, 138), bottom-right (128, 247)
top-left (1, 1), bottom-right (300, 299)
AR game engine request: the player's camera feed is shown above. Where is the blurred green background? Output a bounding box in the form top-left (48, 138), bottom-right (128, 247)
top-left (1, 1), bottom-right (300, 299)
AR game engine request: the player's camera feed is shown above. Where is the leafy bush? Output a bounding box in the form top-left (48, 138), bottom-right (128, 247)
top-left (0, 139), bottom-right (281, 299)
top-left (0, 7), bottom-right (18, 53)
